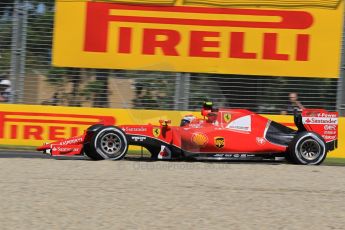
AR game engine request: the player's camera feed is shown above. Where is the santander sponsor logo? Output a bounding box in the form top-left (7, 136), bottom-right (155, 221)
top-left (303, 117), bottom-right (338, 124)
top-left (52, 146), bottom-right (81, 153)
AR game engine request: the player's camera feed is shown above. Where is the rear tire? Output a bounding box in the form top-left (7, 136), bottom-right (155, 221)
top-left (288, 131), bottom-right (327, 165)
top-left (84, 126), bottom-right (128, 160)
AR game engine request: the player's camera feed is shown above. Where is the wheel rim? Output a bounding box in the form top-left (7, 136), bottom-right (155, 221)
top-left (100, 133), bottom-right (122, 156)
top-left (299, 139), bottom-right (321, 161)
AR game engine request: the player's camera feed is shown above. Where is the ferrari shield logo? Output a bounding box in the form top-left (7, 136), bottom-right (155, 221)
top-left (223, 113), bottom-right (231, 123)
top-left (214, 137), bottom-right (225, 149)
top-left (153, 127), bottom-right (161, 137)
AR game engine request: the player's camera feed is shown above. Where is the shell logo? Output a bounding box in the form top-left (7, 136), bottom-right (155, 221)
top-left (191, 133), bottom-right (208, 147)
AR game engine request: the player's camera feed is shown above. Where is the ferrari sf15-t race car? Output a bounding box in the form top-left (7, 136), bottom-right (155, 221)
top-left (37, 102), bottom-right (338, 165)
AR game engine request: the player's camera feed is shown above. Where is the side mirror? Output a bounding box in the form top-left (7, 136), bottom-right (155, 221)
top-left (159, 119), bottom-right (171, 127)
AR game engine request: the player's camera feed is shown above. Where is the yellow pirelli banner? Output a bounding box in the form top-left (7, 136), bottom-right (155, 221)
top-left (53, 0), bottom-right (344, 78)
top-left (0, 104), bottom-right (344, 158)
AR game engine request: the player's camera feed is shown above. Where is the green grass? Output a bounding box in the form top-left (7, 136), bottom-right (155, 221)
top-left (324, 158), bottom-right (345, 166)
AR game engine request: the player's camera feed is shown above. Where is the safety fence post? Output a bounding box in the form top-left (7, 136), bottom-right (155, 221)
top-left (9, 0), bottom-right (27, 104)
top-left (174, 73), bottom-right (190, 110)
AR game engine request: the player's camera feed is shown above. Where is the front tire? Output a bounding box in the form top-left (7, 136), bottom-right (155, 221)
top-left (288, 131), bottom-right (327, 165)
top-left (84, 126), bottom-right (128, 160)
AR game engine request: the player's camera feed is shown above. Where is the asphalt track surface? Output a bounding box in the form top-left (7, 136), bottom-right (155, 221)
top-left (1, 150), bottom-right (345, 229)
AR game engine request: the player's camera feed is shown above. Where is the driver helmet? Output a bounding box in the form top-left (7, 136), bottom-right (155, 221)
top-left (201, 101), bottom-right (213, 116)
top-left (180, 114), bottom-right (196, 127)
top-left (206, 112), bottom-right (218, 123)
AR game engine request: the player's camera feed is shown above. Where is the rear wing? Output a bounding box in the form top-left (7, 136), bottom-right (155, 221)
top-left (294, 109), bottom-right (338, 151)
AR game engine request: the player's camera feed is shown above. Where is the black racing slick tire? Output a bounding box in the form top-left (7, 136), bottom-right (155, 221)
top-left (84, 126), bottom-right (128, 161)
top-left (86, 124), bottom-right (104, 133)
top-left (288, 131), bottom-right (327, 165)
top-left (83, 124), bottom-right (105, 160)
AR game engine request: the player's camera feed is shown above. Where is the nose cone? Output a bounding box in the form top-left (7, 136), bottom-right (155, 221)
top-left (36, 143), bottom-right (50, 151)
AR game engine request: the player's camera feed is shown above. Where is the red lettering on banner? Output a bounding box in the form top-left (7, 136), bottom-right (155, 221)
top-left (0, 111), bottom-right (116, 141)
top-left (142, 29), bottom-right (180, 56)
top-left (230, 32), bottom-right (257, 59)
top-left (83, 2), bottom-right (313, 62)
top-left (189, 31), bottom-right (220, 58)
top-left (71, 127), bottom-right (79, 137)
top-left (49, 126), bottom-right (66, 140)
top-left (10, 125), bottom-right (17, 139)
top-left (296, 34), bottom-right (310, 61)
top-left (24, 126), bottom-right (43, 140)
top-left (0, 113), bottom-right (4, 139)
top-left (118, 27), bottom-right (132, 54)
top-left (84, 2), bottom-right (109, 52)
top-left (263, 33), bottom-right (289, 60)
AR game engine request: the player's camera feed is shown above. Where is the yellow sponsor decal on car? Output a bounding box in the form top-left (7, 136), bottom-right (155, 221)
top-left (153, 127), bottom-right (161, 137)
top-left (214, 136), bottom-right (225, 149)
top-left (223, 113), bottom-right (231, 123)
top-left (191, 132), bottom-right (209, 147)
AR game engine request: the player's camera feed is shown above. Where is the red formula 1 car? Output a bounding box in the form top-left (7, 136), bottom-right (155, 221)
top-left (37, 102), bottom-right (338, 165)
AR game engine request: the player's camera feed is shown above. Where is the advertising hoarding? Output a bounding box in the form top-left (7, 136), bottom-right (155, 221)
top-left (53, 0), bottom-right (344, 77)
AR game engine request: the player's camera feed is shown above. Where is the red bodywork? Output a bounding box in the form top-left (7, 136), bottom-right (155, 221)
top-left (37, 108), bottom-right (338, 159)
top-left (301, 109), bottom-right (338, 143)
